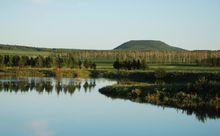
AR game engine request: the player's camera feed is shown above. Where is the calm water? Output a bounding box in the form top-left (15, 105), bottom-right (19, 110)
top-left (0, 77), bottom-right (219, 136)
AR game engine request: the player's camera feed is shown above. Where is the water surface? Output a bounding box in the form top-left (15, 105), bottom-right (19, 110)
top-left (0, 77), bottom-right (219, 136)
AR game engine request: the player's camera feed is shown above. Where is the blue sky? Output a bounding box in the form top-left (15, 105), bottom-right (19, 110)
top-left (0, 0), bottom-right (219, 50)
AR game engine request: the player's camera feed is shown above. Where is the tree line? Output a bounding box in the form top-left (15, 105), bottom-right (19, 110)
top-left (113, 58), bottom-right (148, 70)
top-left (0, 54), bottom-right (96, 69)
top-left (60, 50), bottom-right (220, 65)
top-left (196, 58), bottom-right (220, 66)
top-left (1, 44), bottom-right (220, 65)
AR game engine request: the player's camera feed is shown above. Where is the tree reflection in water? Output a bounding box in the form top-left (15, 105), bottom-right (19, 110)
top-left (0, 78), bottom-right (96, 95)
top-left (99, 80), bottom-right (220, 123)
top-left (100, 90), bottom-right (220, 123)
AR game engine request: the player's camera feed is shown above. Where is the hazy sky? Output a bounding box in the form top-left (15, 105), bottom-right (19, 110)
top-left (0, 0), bottom-right (219, 50)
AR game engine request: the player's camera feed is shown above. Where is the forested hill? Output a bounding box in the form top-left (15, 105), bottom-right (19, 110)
top-left (0, 44), bottom-right (52, 52)
top-left (0, 44), bottom-right (88, 52)
top-left (114, 40), bottom-right (186, 51)
top-left (0, 44), bottom-right (106, 53)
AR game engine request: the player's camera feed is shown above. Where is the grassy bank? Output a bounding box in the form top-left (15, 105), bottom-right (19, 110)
top-left (90, 69), bottom-right (220, 82)
top-left (95, 62), bottom-right (220, 72)
top-left (99, 79), bottom-right (220, 122)
top-left (0, 67), bottom-right (90, 78)
top-left (1, 67), bottom-right (220, 80)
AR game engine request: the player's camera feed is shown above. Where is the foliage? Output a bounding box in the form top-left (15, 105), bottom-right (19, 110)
top-left (0, 54), bottom-right (97, 69)
top-left (99, 79), bottom-right (220, 122)
top-left (154, 68), bottom-right (167, 79)
top-left (113, 59), bottom-right (148, 70)
top-left (197, 58), bottom-right (220, 66)
top-left (1, 44), bottom-right (220, 66)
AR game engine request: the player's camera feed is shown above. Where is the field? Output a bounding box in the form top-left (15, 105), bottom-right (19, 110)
top-left (0, 48), bottom-right (220, 76)
top-left (96, 62), bottom-right (220, 73)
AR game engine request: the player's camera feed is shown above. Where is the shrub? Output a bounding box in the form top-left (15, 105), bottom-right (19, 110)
top-left (154, 68), bottom-right (167, 79)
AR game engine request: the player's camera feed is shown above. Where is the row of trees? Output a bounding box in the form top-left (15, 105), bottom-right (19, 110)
top-left (113, 59), bottom-right (148, 70)
top-left (61, 50), bottom-right (220, 65)
top-left (196, 58), bottom-right (220, 66)
top-left (0, 55), bottom-right (96, 69)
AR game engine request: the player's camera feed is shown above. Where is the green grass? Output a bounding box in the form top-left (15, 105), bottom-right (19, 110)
top-left (88, 58), bottom-right (220, 73)
top-left (95, 62), bottom-right (220, 73)
top-left (0, 67), bottom-right (90, 78)
top-left (148, 65), bottom-right (220, 73)
top-left (0, 48), bottom-right (220, 73)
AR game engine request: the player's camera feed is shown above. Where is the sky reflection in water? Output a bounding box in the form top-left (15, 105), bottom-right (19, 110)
top-left (0, 77), bottom-right (219, 136)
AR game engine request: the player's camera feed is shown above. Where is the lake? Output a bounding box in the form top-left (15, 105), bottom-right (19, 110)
top-left (0, 77), bottom-right (219, 136)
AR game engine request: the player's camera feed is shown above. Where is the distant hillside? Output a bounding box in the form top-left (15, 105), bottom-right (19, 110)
top-left (0, 44), bottom-right (81, 53)
top-left (0, 44), bottom-right (51, 52)
top-left (0, 44), bottom-right (100, 52)
top-left (114, 40), bottom-right (186, 51)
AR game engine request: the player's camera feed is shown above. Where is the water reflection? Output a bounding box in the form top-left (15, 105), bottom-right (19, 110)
top-left (130, 97), bottom-right (220, 123)
top-left (101, 89), bottom-right (220, 123)
top-left (0, 78), bottom-right (96, 95)
top-left (100, 77), bottom-right (220, 123)
top-left (0, 77), bottom-right (219, 124)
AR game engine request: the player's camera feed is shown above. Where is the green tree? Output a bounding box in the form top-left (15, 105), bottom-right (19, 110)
top-left (154, 68), bottom-right (167, 79)
top-left (137, 59), bottom-right (141, 69)
top-left (44, 56), bottom-right (53, 68)
top-left (55, 56), bottom-right (63, 68)
top-left (3, 55), bottom-right (10, 66)
top-left (83, 59), bottom-right (90, 69)
top-left (36, 56), bottom-right (44, 67)
top-left (91, 62), bottom-right (97, 69)
top-left (113, 58), bottom-right (120, 70)
top-left (30, 57), bottom-right (37, 67)
top-left (77, 60), bottom-right (82, 69)
top-left (11, 55), bottom-right (20, 67)
top-left (0, 55), bottom-right (3, 67)
top-left (140, 59), bottom-right (148, 70)
top-left (131, 59), bottom-right (137, 70)
top-left (19, 56), bottom-right (28, 67)
top-left (69, 56), bottom-right (76, 68)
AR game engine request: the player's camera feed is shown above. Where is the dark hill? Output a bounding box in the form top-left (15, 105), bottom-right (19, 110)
top-left (114, 40), bottom-right (185, 51)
